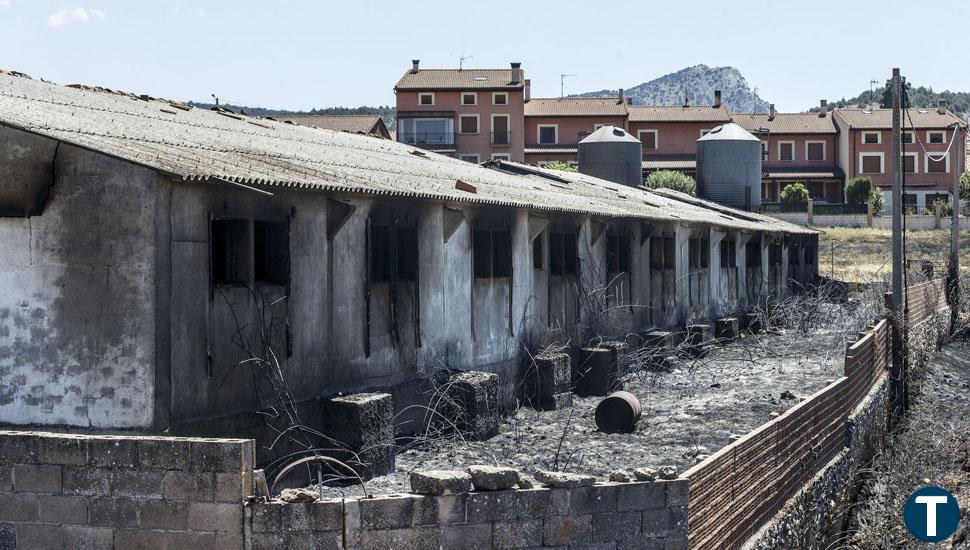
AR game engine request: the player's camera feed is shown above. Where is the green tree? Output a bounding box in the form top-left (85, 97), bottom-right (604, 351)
top-left (780, 182), bottom-right (809, 204)
top-left (880, 76), bottom-right (911, 109)
top-left (542, 161), bottom-right (578, 173)
top-left (643, 170), bottom-right (696, 195)
top-left (846, 175), bottom-right (884, 215)
top-left (960, 171), bottom-right (970, 210)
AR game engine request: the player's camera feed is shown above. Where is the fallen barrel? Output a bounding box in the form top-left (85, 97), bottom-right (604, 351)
top-left (594, 391), bottom-right (642, 433)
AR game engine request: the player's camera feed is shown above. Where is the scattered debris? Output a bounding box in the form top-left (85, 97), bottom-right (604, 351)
top-left (658, 465), bottom-right (678, 480)
top-left (409, 470), bottom-right (472, 495)
top-left (534, 470), bottom-right (596, 489)
top-left (633, 467), bottom-right (658, 482)
top-left (279, 488), bottom-right (318, 503)
top-left (467, 465), bottom-right (519, 491)
top-left (609, 469), bottom-right (636, 483)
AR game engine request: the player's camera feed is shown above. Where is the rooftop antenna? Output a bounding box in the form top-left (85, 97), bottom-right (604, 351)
top-left (560, 73), bottom-right (577, 98)
top-left (869, 79), bottom-right (879, 107)
top-left (459, 54), bottom-right (473, 70)
top-left (211, 93), bottom-right (219, 107)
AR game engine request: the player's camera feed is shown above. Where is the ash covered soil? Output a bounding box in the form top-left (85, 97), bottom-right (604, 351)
top-left (319, 306), bottom-right (865, 498)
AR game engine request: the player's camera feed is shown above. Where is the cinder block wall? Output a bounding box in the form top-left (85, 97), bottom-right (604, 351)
top-left (250, 479), bottom-right (688, 549)
top-left (0, 430), bottom-right (253, 549)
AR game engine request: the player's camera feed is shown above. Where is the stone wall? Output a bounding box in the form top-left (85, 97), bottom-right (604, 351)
top-left (250, 479), bottom-right (689, 550)
top-left (0, 430), bottom-right (253, 549)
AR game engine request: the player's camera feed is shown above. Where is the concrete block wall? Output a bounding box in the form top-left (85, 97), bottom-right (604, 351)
top-left (249, 479), bottom-right (689, 549)
top-left (0, 430), bottom-right (253, 549)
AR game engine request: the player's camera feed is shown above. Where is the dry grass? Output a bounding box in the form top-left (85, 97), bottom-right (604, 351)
top-left (816, 227), bottom-right (970, 282)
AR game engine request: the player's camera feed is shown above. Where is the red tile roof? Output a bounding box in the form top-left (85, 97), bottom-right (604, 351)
top-left (524, 97), bottom-right (627, 117)
top-left (395, 69), bottom-right (524, 90)
top-left (834, 108), bottom-right (966, 130)
top-left (732, 112), bottom-right (837, 134)
top-left (276, 115), bottom-right (389, 138)
top-left (628, 105), bottom-right (731, 123)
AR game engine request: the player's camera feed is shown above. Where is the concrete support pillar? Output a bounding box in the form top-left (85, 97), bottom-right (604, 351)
top-left (934, 202), bottom-right (942, 230)
top-left (418, 203), bottom-right (447, 357)
top-left (806, 198), bottom-right (814, 226)
top-left (866, 202), bottom-right (874, 227)
top-left (577, 216), bottom-right (603, 335)
top-left (780, 240), bottom-right (790, 298)
top-left (709, 228), bottom-right (726, 318)
top-left (674, 224), bottom-right (690, 323)
top-left (760, 234), bottom-right (770, 302)
top-left (737, 232), bottom-right (751, 308)
top-left (511, 208), bottom-right (532, 340)
top-left (631, 223), bottom-right (650, 328)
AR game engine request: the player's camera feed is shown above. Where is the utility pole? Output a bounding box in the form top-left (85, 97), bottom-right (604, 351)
top-left (950, 120), bottom-right (962, 332)
top-left (459, 54), bottom-right (473, 70)
top-left (869, 79), bottom-right (878, 107)
top-left (890, 67), bottom-right (906, 420)
top-left (560, 74), bottom-right (577, 99)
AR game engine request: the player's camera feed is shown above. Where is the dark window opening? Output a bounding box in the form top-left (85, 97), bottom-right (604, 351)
top-left (804, 246), bottom-right (816, 265)
top-left (474, 228), bottom-right (512, 278)
top-left (688, 238), bottom-right (709, 270)
top-left (211, 219), bottom-right (250, 285)
top-left (788, 245), bottom-right (800, 266)
top-left (650, 236), bottom-right (675, 270)
top-left (768, 243), bottom-right (783, 267)
top-left (746, 241), bottom-right (762, 267)
top-left (254, 221), bottom-right (289, 285)
top-left (532, 237), bottom-right (543, 269)
top-left (370, 222), bottom-right (418, 283)
top-left (606, 234), bottom-right (632, 273)
top-left (549, 232), bottom-right (578, 276)
top-left (720, 240), bottom-right (737, 268)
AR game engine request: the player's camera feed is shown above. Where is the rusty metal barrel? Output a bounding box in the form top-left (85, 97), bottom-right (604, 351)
top-left (594, 391), bottom-right (642, 433)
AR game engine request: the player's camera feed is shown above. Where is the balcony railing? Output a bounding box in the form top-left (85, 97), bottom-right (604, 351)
top-left (490, 132), bottom-right (512, 146)
top-left (397, 132), bottom-right (456, 147)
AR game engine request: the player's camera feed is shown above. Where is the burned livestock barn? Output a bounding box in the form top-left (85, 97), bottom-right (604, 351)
top-left (0, 73), bottom-right (818, 472)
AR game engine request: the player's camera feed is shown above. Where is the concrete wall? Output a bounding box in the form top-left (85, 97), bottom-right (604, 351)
top-left (0, 128), bottom-right (159, 429)
top-left (0, 430), bottom-right (253, 549)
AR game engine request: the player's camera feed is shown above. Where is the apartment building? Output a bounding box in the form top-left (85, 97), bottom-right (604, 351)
top-left (393, 60), bottom-right (526, 163)
top-left (523, 96), bottom-right (629, 166)
top-left (833, 103), bottom-right (967, 212)
top-left (629, 94), bottom-right (731, 177)
top-left (734, 104), bottom-right (843, 203)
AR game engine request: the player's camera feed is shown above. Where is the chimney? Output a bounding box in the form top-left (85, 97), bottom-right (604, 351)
top-left (938, 99), bottom-right (947, 114)
top-left (524, 79), bottom-right (531, 102)
top-left (768, 103), bottom-right (775, 120)
top-left (713, 90), bottom-right (721, 108)
top-left (618, 88), bottom-right (624, 104)
top-left (411, 59), bottom-right (420, 72)
top-left (510, 62), bottom-right (522, 85)
top-left (819, 100), bottom-right (828, 117)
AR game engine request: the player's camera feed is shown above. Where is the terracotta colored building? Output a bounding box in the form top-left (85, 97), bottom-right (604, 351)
top-left (523, 96), bottom-right (629, 166)
top-left (733, 105), bottom-right (843, 203)
top-left (277, 114), bottom-right (391, 139)
top-left (628, 96), bottom-right (731, 177)
top-left (833, 104), bottom-right (967, 213)
top-left (393, 60), bottom-right (526, 163)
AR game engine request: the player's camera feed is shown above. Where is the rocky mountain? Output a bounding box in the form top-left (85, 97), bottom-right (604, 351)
top-left (574, 64), bottom-right (770, 112)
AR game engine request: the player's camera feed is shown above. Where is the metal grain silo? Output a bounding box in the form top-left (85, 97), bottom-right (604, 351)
top-left (577, 126), bottom-right (642, 187)
top-left (696, 123), bottom-right (762, 210)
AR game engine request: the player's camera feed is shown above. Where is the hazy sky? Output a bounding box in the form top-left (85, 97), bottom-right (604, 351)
top-left (1, 0), bottom-right (966, 111)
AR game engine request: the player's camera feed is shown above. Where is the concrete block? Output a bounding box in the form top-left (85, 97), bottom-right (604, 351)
top-left (110, 469), bottom-right (163, 499)
top-left (87, 438), bottom-right (138, 468)
top-left (0, 465), bottom-right (9, 492)
top-left (411, 494), bottom-right (438, 525)
top-left (138, 438), bottom-right (189, 470)
top-left (535, 470), bottom-right (595, 489)
top-left (359, 494), bottom-right (414, 530)
top-left (308, 499), bottom-right (343, 531)
top-left (190, 440), bottom-right (248, 473)
top-left (442, 523), bottom-right (492, 550)
top-left (664, 535), bottom-right (689, 549)
top-left (669, 505), bottom-right (688, 536)
top-left (62, 467), bottom-right (111, 497)
top-left (492, 519), bottom-right (542, 549)
top-left (15, 522), bottom-right (65, 549)
top-left (38, 494), bottom-right (88, 524)
top-left (683, 324), bottom-right (712, 356)
top-left (640, 330), bottom-right (674, 350)
top-left (88, 497), bottom-right (138, 527)
top-left (35, 435), bottom-right (85, 466)
top-left (569, 484), bottom-right (618, 515)
top-left (576, 347), bottom-right (620, 396)
top-left (320, 392), bottom-right (395, 478)
top-left (592, 511), bottom-right (641, 542)
top-left (355, 526), bottom-right (440, 550)
top-left (12, 463), bottom-right (62, 493)
top-left (214, 533), bottom-right (249, 550)
top-left (663, 479), bottom-right (689, 507)
top-left (525, 352), bottom-right (572, 410)
top-left (410, 470), bottom-right (471, 496)
top-left (617, 482), bottom-right (666, 512)
top-left (448, 371), bottom-right (500, 441)
top-left (281, 501), bottom-right (311, 531)
top-left (515, 488), bottom-right (552, 518)
top-left (215, 472), bottom-right (245, 503)
top-left (114, 529), bottom-right (216, 549)
top-left (715, 317), bottom-right (739, 340)
top-left (137, 499), bottom-right (188, 530)
top-left (63, 525), bottom-right (113, 550)
top-left (466, 489), bottom-right (517, 521)
top-left (642, 508), bottom-right (676, 538)
top-left (435, 494), bottom-right (468, 524)
top-left (188, 502), bottom-right (242, 533)
top-left (467, 465), bottom-right (519, 491)
top-left (252, 532), bottom-right (286, 550)
top-left (745, 312), bottom-right (763, 333)
top-left (0, 492), bottom-right (37, 522)
top-left (162, 470), bottom-right (214, 501)
top-left (543, 514), bottom-right (592, 546)
top-left (251, 501), bottom-right (284, 533)
top-left (0, 523), bottom-right (13, 550)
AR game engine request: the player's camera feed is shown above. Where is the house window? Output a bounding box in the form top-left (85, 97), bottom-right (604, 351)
top-left (806, 142), bottom-right (825, 161)
top-left (809, 182), bottom-right (825, 200)
top-left (638, 130), bottom-right (658, 150)
top-left (903, 153), bottom-right (917, 174)
top-left (928, 131), bottom-right (945, 144)
top-left (902, 131), bottom-right (915, 144)
top-left (473, 228), bottom-right (512, 278)
top-left (606, 234), bottom-right (632, 273)
top-left (459, 115), bottom-right (479, 134)
top-left (927, 154), bottom-right (948, 173)
top-left (688, 238), bottom-right (709, 270)
top-left (211, 219), bottom-right (250, 285)
top-left (398, 117), bottom-right (454, 145)
top-left (461, 93), bottom-right (477, 105)
top-left (459, 154), bottom-right (480, 163)
top-left (253, 221), bottom-right (289, 285)
top-left (778, 141), bottom-right (794, 162)
top-left (418, 93), bottom-right (434, 105)
top-left (862, 132), bottom-right (880, 144)
top-left (745, 242), bottom-right (762, 267)
top-left (719, 240), bottom-right (737, 268)
top-left (538, 125), bottom-right (558, 145)
top-left (860, 153), bottom-right (883, 174)
top-left (490, 153), bottom-right (511, 161)
top-left (650, 236), bottom-right (675, 270)
top-left (369, 222), bottom-right (418, 283)
top-left (493, 92), bottom-right (508, 105)
top-left (549, 232), bottom-right (578, 276)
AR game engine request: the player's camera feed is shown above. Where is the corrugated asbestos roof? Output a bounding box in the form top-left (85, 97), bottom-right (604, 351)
top-left (733, 112), bottom-right (837, 134)
top-left (628, 105), bottom-right (731, 123)
top-left (275, 114), bottom-right (386, 136)
top-left (524, 97), bottom-right (627, 117)
top-left (395, 69), bottom-right (524, 90)
top-left (0, 72), bottom-right (811, 235)
top-left (834, 108), bottom-right (966, 130)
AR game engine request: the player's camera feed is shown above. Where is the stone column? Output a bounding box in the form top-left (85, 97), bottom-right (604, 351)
top-left (674, 224), bottom-right (690, 323)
